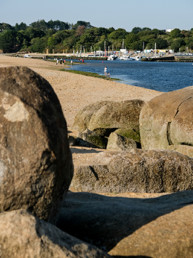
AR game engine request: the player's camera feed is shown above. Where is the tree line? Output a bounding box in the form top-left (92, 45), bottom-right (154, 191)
top-left (0, 19), bottom-right (193, 53)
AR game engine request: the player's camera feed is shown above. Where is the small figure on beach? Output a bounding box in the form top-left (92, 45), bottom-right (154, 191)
top-left (71, 60), bottom-right (73, 65)
top-left (104, 66), bottom-right (107, 76)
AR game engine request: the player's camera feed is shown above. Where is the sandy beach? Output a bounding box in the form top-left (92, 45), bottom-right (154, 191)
top-left (0, 55), bottom-right (161, 129)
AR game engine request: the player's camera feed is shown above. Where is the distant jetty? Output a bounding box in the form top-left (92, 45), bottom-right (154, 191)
top-left (11, 52), bottom-right (193, 62)
top-left (142, 54), bottom-right (193, 62)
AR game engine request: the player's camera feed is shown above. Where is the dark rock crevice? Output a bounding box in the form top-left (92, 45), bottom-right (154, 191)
top-left (174, 97), bottom-right (192, 118)
top-left (166, 97), bottom-right (193, 147)
top-left (166, 122), bottom-right (173, 145)
top-left (89, 166), bottom-right (99, 180)
top-left (180, 142), bottom-right (193, 147)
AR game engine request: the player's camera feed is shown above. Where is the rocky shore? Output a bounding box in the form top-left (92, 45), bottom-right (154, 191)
top-left (0, 55), bottom-right (193, 257)
top-left (0, 55), bottom-right (161, 128)
top-left (0, 54), bottom-right (161, 174)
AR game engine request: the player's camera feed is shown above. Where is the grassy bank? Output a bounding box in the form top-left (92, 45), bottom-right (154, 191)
top-left (62, 69), bottom-right (120, 81)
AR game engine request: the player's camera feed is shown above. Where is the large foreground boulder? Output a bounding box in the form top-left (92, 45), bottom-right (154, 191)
top-left (70, 149), bottom-right (193, 193)
top-left (0, 209), bottom-right (109, 258)
top-left (109, 204), bottom-right (193, 257)
top-left (140, 86), bottom-right (193, 157)
top-left (57, 190), bottom-right (193, 256)
top-left (73, 99), bottom-right (144, 148)
top-left (0, 66), bottom-right (73, 222)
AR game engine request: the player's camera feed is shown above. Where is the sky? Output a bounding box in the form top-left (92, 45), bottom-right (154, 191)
top-left (1, 0), bottom-right (193, 31)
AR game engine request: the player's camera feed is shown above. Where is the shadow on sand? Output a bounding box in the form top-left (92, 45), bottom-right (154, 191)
top-left (56, 190), bottom-right (193, 253)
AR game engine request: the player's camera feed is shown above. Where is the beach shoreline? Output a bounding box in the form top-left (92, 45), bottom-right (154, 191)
top-left (0, 55), bottom-right (161, 129)
top-left (0, 55), bottom-right (168, 199)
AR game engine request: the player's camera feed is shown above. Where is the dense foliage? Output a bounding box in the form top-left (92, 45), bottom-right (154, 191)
top-left (0, 20), bottom-right (193, 53)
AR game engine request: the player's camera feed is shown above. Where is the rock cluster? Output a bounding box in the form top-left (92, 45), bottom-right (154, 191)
top-left (67, 85), bottom-right (193, 257)
top-left (1, 66), bottom-right (193, 257)
top-left (72, 99), bottom-right (144, 149)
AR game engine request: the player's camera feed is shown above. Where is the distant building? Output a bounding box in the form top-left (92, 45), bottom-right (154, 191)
top-left (120, 49), bottom-right (128, 55)
top-left (166, 29), bottom-right (173, 33)
top-left (144, 49), bottom-right (153, 53)
top-left (95, 50), bottom-right (104, 56)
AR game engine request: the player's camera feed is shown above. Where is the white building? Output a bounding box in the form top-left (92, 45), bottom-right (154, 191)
top-left (166, 29), bottom-right (173, 33)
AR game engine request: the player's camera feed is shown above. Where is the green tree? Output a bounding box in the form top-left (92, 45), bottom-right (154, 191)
top-left (0, 23), bottom-right (12, 32)
top-left (63, 36), bottom-right (77, 52)
top-left (156, 38), bottom-right (169, 49)
top-left (73, 21), bottom-right (92, 29)
top-left (54, 30), bottom-right (70, 43)
top-left (132, 27), bottom-right (142, 34)
top-left (130, 40), bottom-right (143, 50)
top-left (94, 35), bottom-right (107, 50)
top-left (47, 20), bottom-right (70, 30)
top-left (1, 18), bottom-right (193, 53)
top-left (47, 36), bottom-right (57, 51)
top-left (15, 22), bottom-right (27, 31)
top-left (186, 37), bottom-right (193, 50)
top-left (30, 37), bottom-right (46, 52)
top-left (108, 27), bottom-right (115, 33)
top-left (25, 27), bottom-right (45, 40)
top-left (170, 38), bottom-right (185, 52)
top-left (15, 31), bottom-right (25, 49)
top-left (108, 28), bottom-right (127, 40)
top-left (0, 30), bottom-right (16, 52)
top-left (170, 28), bottom-right (182, 38)
top-left (30, 20), bottom-right (48, 31)
top-left (125, 33), bottom-right (139, 49)
top-left (139, 33), bottom-right (156, 47)
top-left (146, 42), bottom-right (154, 49)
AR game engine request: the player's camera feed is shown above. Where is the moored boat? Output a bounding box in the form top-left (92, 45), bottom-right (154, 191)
top-left (107, 54), bottom-right (118, 60)
top-left (119, 55), bottom-right (133, 61)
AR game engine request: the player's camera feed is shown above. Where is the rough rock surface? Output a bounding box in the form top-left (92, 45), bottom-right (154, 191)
top-left (72, 101), bottom-right (109, 133)
top-left (109, 204), bottom-right (193, 257)
top-left (78, 129), bottom-right (109, 149)
top-left (106, 131), bottom-right (137, 150)
top-left (87, 99), bottom-right (144, 131)
top-left (0, 209), bottom-right (109, 258)
top-left (57, 190), bottom-right (193, 256)
top-left (70, 149), bottom-right (193, 193)
top-left (0, 66), bottom-right (73, 222)
top-left (140, 86), bottom-right (193, 157)
top-left (73, 99), bottom-right (144, 147)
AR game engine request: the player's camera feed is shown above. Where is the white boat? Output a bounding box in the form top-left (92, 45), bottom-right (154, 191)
top-left (119, 55), bottom-right (132, 61)
top-left (135, 56), bottom-right (141, 61)
top-left (130, 56), bottom-right (141, 61)
top-left (24, 54), bottom-right (32, 58)
top-left (107, 54), bottom-right (117, 60)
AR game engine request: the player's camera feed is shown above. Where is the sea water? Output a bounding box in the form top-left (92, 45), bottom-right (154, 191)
top-left (69, 60), bottom-right (193, 92)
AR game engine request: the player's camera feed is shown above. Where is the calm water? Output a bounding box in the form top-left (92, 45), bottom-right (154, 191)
top-left (69, 60), bottom-right (193, 92)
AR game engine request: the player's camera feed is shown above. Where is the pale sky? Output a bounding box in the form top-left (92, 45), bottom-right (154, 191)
top-left (1, 0), bottom-right (193, 31)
